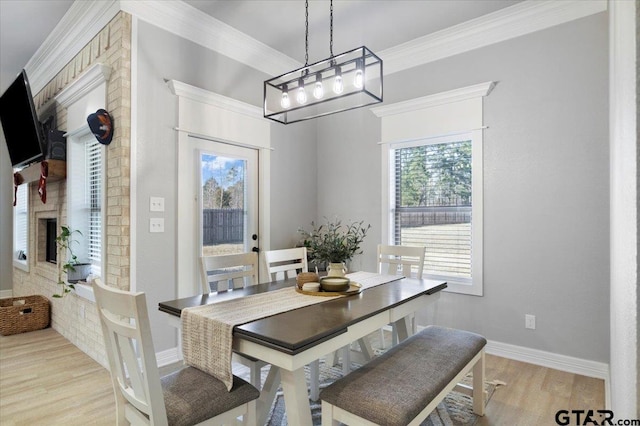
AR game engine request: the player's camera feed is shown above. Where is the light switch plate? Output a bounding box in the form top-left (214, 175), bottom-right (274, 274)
top-left (150, 218), bottom-right (164, 233)
top-left (150, 196), bottom-right (165, 212)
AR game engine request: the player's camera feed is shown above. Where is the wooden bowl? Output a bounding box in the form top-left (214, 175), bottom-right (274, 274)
top-left (296, 272), bottom-right (320, 289)
top-left (319, 277), bottom-right (350, 292)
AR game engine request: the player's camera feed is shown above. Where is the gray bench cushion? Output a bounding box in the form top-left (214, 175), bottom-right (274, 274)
top-left (162, 366), bottom-right (259, 426)
top-left (320, 326), bottom-right (486, 426)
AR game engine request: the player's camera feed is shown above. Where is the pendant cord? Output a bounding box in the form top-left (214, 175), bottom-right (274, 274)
top-left (304, 0), bottom-right (309, 66)
top-left (329, 0), bottom-right (334, 58)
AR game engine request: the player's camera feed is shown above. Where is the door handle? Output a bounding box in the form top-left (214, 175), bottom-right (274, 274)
top-left (252, 247), bottom-right (260, 253)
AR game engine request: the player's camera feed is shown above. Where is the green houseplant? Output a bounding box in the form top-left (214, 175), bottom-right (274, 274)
top-left (54, 226), bottom-right (89, 298)
top-left (298, 218), bottom-right (371, 274)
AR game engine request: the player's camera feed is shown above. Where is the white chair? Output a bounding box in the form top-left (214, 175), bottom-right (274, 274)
top-left (263, 247), bottom-right (308, 281)
top-left (94, 279), bottom-right (259, 426)
top-left (200, 252), bottom-right (259, 293)
top-left (200, 252), bottom-right (267, 389)
top-left (377, 244), bottom-right (426, 348)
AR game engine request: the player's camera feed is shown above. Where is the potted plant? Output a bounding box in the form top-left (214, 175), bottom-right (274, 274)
top-left (54, 225), bottom-right (90, 298)
top-left (298, 218), bottom-right (371, 277)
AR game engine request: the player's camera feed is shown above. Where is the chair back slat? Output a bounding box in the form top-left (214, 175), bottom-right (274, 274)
top-left (264, 247), bottom-right (308, 281)
top-left (200, 252), bottom-right (259, 293)
top-left (377, 244), bottom-right (426, 278)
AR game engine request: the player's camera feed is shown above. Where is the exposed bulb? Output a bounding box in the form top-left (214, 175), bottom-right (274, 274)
top-left (296, 78), bottom-right (307, 104)
top-left (333, 67), bottom-right (344, 95)
top-left (313, 75), bottom-right (324, 99)
top-left (280, 86), bottom-right (290, 109)
top-left (354, 69), bottom-right (364, 89)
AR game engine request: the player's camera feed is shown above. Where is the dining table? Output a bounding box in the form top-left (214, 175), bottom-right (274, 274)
top-left (159, 272), bottom-right (447, 426)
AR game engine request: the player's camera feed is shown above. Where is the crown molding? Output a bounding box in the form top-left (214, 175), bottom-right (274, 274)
top-left (25, 0), bottom-right (120, 94)
top-left (168, 80), bottom-right (263, 120)
top-left (55, 64), bottom-right (112, 108)
top-left (379, 0), bottom-right (607, 75)
top-left (120, 0), bottom-right (300, 77)
top-left (371, 81), bottom-right (495, 118)
top-left (24, 0), bottom-right (605, 99)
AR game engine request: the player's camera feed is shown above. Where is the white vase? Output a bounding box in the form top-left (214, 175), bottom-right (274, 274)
top-left (326, 262), bottom-right (347, 277)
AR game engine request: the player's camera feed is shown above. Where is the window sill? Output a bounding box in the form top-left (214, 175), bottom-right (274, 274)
top-left (75, 283), bottom-right (95, 303)
top-left (13, 260), bottom-right (29, 272)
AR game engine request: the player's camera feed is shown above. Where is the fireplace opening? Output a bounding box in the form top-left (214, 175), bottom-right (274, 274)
top-left (46, 219), bottom-right (57, 264)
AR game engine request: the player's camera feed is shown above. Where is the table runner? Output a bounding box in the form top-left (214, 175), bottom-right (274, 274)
top-left (181, 273), bottom-right (402, 390)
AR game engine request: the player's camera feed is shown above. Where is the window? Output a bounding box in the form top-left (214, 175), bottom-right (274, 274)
top-left (374, 82), bottom-right (494, 296)
top-left (390, 133), bottom-right (482, 294)
top-left (13, 184), bottom-right (28, 271)
top-left (68, 131), bottom-right (104, 277)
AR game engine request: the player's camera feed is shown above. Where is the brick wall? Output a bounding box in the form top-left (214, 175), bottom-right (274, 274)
top-left (12, 12), bottom-right (131, 366)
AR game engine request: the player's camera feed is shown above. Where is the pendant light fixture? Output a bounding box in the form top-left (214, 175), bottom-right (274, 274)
top-left (264, 0), bottom-right (383, 124)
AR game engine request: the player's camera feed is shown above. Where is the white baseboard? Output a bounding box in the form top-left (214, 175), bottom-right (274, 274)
top-left (0, 290), bottom-right (13, 299)
top-left (485, 339), bottom-right (610, 381)
top-left (156, 347), bottom-right (182, 367)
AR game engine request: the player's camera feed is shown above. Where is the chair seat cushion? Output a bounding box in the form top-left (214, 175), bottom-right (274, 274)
top-left (162, 366), bottom-right (259, 426)
top-left (320, 326), bottom-right (486, 426)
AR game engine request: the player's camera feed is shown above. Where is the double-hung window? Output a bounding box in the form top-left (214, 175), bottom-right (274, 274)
top-left (389, 133), bottom-right (482, 295)
top-left (375, 82), bottom-right (493, 296)
top-left (13, 184), bottom-right (28, 271)
top-left (68, 131), bottom-right (104, 277)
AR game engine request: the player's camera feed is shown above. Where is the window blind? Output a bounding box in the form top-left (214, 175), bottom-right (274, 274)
top-left (14, 184), bottom-right (28, 257)
top-left (393, 140), bottom-right (472, 279)
top-left (86, 139), bottom-right (102, 274)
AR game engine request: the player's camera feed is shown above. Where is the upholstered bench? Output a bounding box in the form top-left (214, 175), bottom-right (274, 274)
top-left (320, 326), bottom-right (487, 426)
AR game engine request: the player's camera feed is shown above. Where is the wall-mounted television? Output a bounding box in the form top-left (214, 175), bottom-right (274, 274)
top-left (0, 70), bottom-right (45, 169)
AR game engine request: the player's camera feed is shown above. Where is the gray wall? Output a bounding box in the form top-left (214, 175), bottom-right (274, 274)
top-left (137, 12), bottom-right (609, 363)
top-left (136, 21), bottom-right (318, 351)
top-left (0, 130), bottom-right (12, 290)
top-left (317, 13), bottom-right (609, 362)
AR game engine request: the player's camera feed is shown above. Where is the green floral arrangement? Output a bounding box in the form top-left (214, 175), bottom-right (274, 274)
top-left (298, 218), bottom-right (371, 264)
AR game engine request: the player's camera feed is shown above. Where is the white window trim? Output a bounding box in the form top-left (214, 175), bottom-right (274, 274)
top-left (374, 82), bottom-right (494, 296)
top-left (13, 184), bottom-right (29, 272)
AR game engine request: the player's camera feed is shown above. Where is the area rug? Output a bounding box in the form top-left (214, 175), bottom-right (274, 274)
top-left (263, 360), bottom-right (498, 426)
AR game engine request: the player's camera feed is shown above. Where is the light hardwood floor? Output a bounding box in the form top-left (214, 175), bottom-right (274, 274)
top-left (0, 328), bottom-right (605, 425)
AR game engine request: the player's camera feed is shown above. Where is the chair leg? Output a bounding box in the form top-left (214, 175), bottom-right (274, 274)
top-left (321, 401), bottom-right (340, 426)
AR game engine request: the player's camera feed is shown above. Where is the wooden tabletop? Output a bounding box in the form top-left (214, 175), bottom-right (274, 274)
top-left (159, 277), bottom-right (447, 355)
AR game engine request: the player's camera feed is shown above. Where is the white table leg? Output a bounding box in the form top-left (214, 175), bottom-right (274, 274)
top-left (393, 316), bottom-right (411, 343)
top-left (356, 337), bottom-right (374, 361)
top-left (281, 367), bottom-right (313, 426)
top-left (341, 345), bottom-right (351, 376)
top-left (256, 366), bottom-right (281, 426)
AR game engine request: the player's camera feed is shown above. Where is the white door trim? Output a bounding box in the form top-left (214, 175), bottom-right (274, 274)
top-left (171, 81), bottom-right (271, 297)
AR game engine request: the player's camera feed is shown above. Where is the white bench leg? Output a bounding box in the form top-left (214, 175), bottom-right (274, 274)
top-left (472, 351), bottom-right (485, 416)
top-left (321, 401), bottom-right (340, 426)
top-left (309, 359), bottom-right (320, 401)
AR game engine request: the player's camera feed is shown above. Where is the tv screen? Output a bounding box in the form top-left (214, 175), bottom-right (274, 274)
top-left (0, 70), bottom-right (45, 168)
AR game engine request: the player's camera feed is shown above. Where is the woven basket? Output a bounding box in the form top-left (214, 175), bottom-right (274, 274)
top-left (296, 272), bottom-right (320, 289)
top-left (0, 295), bottom-right (50, 336)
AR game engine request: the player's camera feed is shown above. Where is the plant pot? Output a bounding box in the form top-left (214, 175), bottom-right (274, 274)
top-left (66, 263), bottom-right (91, 283)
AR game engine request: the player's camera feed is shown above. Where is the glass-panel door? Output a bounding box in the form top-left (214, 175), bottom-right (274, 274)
top-left (199, 148), bottom-right (257, 257)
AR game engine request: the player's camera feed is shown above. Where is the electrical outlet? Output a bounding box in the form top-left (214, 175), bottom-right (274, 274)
top-left (525, 314), bottom-right (536, 330)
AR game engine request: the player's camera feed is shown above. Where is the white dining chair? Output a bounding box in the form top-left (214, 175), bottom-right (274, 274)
top-left (93, 278), bottom-right (259, 426)
top-left (263, 246), bottom-right (309, 280)
top-left (377, 244), bottom-right (426, 348)
top-left (200, 252), bottom-right (267, 389)
top-left (200, 252), bottom-right (259, 293)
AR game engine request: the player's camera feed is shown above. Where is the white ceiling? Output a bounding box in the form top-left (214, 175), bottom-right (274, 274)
top-left (0, 0), bottom-right (523, 94)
